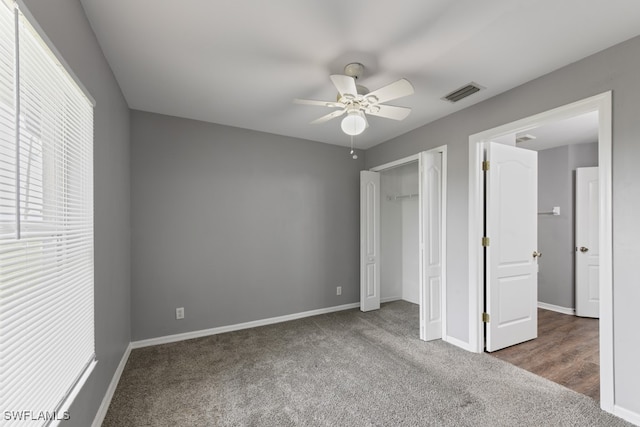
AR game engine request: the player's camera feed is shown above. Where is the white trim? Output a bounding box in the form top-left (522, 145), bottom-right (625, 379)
top-left (597, 92), bottom-right (614, 413)
top-left (537, 302), bottom-right (575, 316)
top-left (91, 344), bottom-right (131, 427)
top-left (51, 359), bottom-right (97, 427)
top-left (370, 153), bottom-right (419, 172)
top-left (467, 140), bottom-right (485, 354)
top-left (443, 335), bottom-right (474, 352)
top-left (614, 405), bottom-right (640, 426)
top-left (131, 303), bottom-right (360, 349)
top-left (381, 296), bottom-right (402, 303)
top-left (438, 146), bottom-right (448, 339)
top-left (467, 91), bottom-right (614, 411)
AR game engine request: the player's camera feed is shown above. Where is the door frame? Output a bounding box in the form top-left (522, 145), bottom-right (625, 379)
top-left (467, 92), bottom-right (613, 410)
top-left (370, 145), bottom-right (448, 341)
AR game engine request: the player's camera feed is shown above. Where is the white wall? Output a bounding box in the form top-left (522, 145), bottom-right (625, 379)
top-left (401, 166), bottom-right (419, 304)
top-left (380, 170), bottom-right (402, 301)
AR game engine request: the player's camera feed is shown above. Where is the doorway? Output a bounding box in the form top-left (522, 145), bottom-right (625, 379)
top-left (467, 92), bottom-right (613, 410)
top-left (360, 147), bottom-right (447, 342)
top-left (379, 161), bottom-right (420, 306)
top-left (489, 115), bottom-right (601, 400)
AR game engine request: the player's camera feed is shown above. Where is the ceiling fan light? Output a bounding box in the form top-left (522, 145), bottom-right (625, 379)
top-left (341, 110), bottom-right (367, 136)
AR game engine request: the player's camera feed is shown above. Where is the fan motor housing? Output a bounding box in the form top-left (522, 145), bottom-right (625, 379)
top-left (337, 84), bottom-right (369, 100)
top-left (344, 62), bottom-right (365, 79)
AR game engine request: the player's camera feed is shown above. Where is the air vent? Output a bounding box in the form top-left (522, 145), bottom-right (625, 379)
top-left (442, 82), bottom-right (483, 103)
top-left (515, 134), bottom-right (537, 144)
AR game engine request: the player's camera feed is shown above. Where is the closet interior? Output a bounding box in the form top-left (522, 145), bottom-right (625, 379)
top-left (380, 161), bottom-right (420, 307)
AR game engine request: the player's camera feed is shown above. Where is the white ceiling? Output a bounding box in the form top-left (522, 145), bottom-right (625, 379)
top-left (79, 0), bottom-right (640, 149)
top-left (516, 111), bottom-right (599, 151)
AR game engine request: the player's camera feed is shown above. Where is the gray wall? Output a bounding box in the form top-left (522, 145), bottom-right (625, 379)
top-left (21, 0), bottom-right (640, 418)
top-left (130, 111), bottom-right (364, 341)
top-left (538, 143), bottom-right (598, 309)
top-left (22, 1), bottom-right (131, 426)
top-left (570, 141), bottom-right (599, 170)
top-left (365, 35), bottom-right (640, 414)
top-left (567, 142), bottom-right (599, 306)
top-left (538, 146), bottom-right (572, 308)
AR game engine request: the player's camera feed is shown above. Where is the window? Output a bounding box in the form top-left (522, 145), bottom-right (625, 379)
top-left (0, 1), bottom-right (95, 425)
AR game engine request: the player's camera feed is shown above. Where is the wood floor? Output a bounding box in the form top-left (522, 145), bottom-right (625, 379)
top-left (490, 308), bottom-right (599, 401)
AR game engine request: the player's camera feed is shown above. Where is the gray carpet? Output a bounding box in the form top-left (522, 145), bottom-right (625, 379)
top-left (103, 301), bottom-right (630, 426)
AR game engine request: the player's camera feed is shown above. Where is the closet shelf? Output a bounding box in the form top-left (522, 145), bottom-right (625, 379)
top-left (386, 193), bottom-right (418, 201)
top-left (538, 206), bottom-right (561, 216)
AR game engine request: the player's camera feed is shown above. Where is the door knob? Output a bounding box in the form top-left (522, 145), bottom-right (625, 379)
top-left (579, 247), bottom-right (589, 253)
top-left (532, 251), bottom-right (542, 258)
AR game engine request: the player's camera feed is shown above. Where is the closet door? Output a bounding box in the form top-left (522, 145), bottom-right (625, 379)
top-left (420, 152), bottom-right (443, 341)
top-left (360, 171), bottom-right (380, 311)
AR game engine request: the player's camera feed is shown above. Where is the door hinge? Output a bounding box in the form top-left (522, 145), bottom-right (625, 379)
top-left (482, 312), bottom-right (490, 323)
top-left (482, 161), bottom-right (490, 171)
top-left (482, 237), bottom-right (490, 247)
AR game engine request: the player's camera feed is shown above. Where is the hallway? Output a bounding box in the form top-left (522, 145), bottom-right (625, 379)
top-left (491, 308), bottom-right (599, 400)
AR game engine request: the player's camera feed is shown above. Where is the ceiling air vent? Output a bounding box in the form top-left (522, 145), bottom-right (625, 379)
top-left (442, 82), bottom-right (483, 103)
top-left (515, 134), bottom-right (537, 144)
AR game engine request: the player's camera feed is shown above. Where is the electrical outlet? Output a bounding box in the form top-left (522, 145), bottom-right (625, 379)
top-left (176, 307), bottom-right (184, 320)
top-left (336, 286), bottom-right (342, 296)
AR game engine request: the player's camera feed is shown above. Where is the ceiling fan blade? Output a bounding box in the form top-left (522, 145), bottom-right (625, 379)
top-left (310, 109), bottom-right (346, 124)
top-left (366, 78), bottom-right (414, 104)
top-left (367, 104), bottom-right (411, 121)
top-left (330, 74), bottom-right (358, 97)
top-left (293, 99), bottom-right (342, 108)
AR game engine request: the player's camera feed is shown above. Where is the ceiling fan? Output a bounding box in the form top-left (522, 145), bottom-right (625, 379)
top-left (294, 63), bottom-right (414, 136)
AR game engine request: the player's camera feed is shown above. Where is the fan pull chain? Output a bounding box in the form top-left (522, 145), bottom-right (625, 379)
top-left (350, 135), bottom-right (358, 160)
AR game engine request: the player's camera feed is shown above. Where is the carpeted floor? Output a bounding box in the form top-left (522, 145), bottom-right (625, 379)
top-left (103, 301), bottom-right (631, 426)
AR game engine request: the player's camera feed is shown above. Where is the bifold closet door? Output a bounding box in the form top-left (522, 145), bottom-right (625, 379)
top-left (360, 170), bottom-right (380, 312)
top-left (420, 152), bottom-right (443, 341)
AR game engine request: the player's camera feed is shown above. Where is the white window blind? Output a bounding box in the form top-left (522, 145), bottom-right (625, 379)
top-left (0, 1), bottom-right (95, 425)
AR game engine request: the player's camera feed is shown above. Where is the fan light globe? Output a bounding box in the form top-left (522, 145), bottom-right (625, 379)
top-left (341, 110), bottom-right (367, 136)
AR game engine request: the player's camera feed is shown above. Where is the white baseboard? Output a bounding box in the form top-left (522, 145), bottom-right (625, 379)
top-left (381, 296), bottom-right (401, 303)
top-left (91, 343), bottom-right (132, 427)
top-left (131, 302), bottom-right (361, 349)
top-left (443, 335), bottom-right (475, 352)
top-left (537, 301), bottom-right (575, 315)
top-left (614, 405), bottom-right (640, 426)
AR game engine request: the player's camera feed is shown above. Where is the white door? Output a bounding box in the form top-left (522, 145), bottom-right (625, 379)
top-left (485, 142), bottom-right (538, 352)
top-left (360, 171), bottom-right (380, 311)
top-left (576, 167), bottom-right (599, 318)
top-left (420, 152), bottom-right (443, 341)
